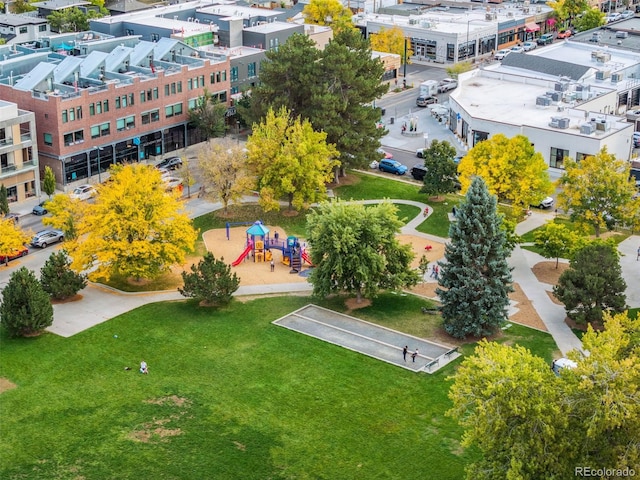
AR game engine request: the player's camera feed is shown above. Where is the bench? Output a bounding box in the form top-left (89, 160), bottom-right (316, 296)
top-left (421, 307), bottom-right (439, 314)
top-left (445, 347), bottom-right (459, 358)
top-left (425, 359), bottom-right (439, 371)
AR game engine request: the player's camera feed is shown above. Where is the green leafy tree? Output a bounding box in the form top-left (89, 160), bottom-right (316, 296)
top-left (554, 242), bottom-right (627, 325)
top-left (548, 0), bottom-right (587, 24)
top-left (534, 221), bottom-right (581, 268)
top-left (418, 140), bottom-right (459, 198)
top-left (574, 8), bottom-right (606, 31)
top-left (246, 106), bottom-right (339, 212)
top-left (250, 30), bottom-right (388, 175)
top-left (187, 89), bottom-right (227, 141)
top-left (557, 148), bottom-right (639, 237)
top-left (447, 341), bottom-right (571, 479)
top-left (198, 139), bottom-right (254, 215)
top-left (0, 185), bottom-right (9, 215)
top-left (446, 61), bottom-right (472, 79)
top-left (306, 200), bottom-right (419, 303)
top-left (418, 254), bottom-right (430, 282)
top-left (302, 0), bottom-right (355, 34)
top-left (10, 0), bottom-right (36, 13)
top-left (179, 253), bottom-right (240, 306)
top-left (0, 267), bottom-right (54, 337)
top-left (437, 177), bottom-right (513, 338)
top-left (39, 251), bottom-right (87, 300)
top-left (42, 166), bottom-right (56, 199)
top-left (458, 134), bottom-right (553, 213)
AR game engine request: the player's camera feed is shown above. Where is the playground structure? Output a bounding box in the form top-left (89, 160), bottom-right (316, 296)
top-left (229, 221), bottom-right (313, 273)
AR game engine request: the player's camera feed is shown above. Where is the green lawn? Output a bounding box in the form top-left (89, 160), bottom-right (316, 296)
top-left (0, 294), bottom-right (557, 479)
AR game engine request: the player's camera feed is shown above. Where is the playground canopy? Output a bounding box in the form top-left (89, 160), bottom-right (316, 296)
top-left (246, 221), bottom-right (269, 237)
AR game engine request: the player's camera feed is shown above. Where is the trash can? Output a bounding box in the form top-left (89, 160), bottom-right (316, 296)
top-left (381, 108), bottom-right (386, 116)
top-left (390, 116), bottom-right (395, 125)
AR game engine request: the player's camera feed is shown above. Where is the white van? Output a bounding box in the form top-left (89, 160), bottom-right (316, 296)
top-left (552, 357), bottom-right (577, 375)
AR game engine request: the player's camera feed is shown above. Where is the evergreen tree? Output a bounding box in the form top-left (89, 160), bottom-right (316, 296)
top-left (0, 184), bottom-right (9, 216)
top-left (0, 267), bottom-right (53, 337)
top-left (553, 242), bottom-right (627, 325)
top-left (179, 253), bottom-right (240, 306)
top-left (436, 177), bottom-right (513, 338)
top-left (418, 140), bottom-right (459, 198)
top-left (40, 251), bottom-right (87, 300)
top-left (42, 166), bottom-right (56, 198)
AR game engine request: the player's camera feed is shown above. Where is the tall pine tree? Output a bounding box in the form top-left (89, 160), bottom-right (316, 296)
top-left (0, 267), bottom-right (53, 337)
top-left (40, 251), bottom-right (87, 300)
top-left (436, 177), bottom-right (513, 338)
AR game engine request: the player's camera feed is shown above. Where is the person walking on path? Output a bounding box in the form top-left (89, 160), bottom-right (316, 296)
top-left (140, 360), bottom-right (148, 374)
top-left (637, 246), bottom-right (640, 261)
top-left (430, 265), bottom-right (437, 278)
top-left (270, 259), bottom-right (275, 272)
top-left (434, 265), bottom-right (439, 280)
top-left (403, 345), bottom-right (408, 362)
top-left (411, 349), bottom-right (418, 363)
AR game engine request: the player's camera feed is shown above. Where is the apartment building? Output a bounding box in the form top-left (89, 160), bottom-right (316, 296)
top-left (0, 14), bottom-right (50, 45)
top-left (0, 100), bottom-right (39, 204)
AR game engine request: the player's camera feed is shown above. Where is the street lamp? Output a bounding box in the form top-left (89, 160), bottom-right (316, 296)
top-left (465, 19), bottom-right (485, 62)
top-left (236, 120), bottom-right (240, 144)
top-left (423, 132), bottom-right (429, 149)
top-left (93, 146), bottom-right (103, 183)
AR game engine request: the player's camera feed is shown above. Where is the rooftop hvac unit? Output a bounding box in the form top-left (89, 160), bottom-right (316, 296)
top-left (546, 91), bottom-right (561, 101)
top-left (549, 117), bottom-right (570, 129)
top-left (408, 18), bottom-right (418, 25)
top-left (555, 81), bottom-right (569, 92)
top-left (595, 120), bottom-right (610, 131)
top-left (611, 73), bottom-right (624, 83)
top-left (581, 123), bottom-right (596, 134)
top-left (596, 70), bottom-right (611, 80)
top-left (576, 84), bottom-right (590, 92)
top-left (563, 91), bottom-right (577, 102)
top-left (536, 95), bottom-right (552, 107)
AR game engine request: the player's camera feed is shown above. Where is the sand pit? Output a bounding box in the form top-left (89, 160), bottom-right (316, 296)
top-left (201, 227), bottom-right (445, 287)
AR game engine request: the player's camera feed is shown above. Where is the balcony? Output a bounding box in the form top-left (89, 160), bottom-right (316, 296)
top-left (0, 159), bottom-right (36, 177)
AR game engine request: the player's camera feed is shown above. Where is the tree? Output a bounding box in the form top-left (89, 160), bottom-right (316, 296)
top-left (187, 89), bottom-right (227, 141)
top-left (65, 164), bottom-right (196, 281)
top-left (10, 0), bottom-right (36, 13)
top-left (447, 341), bottom-right (571, 479)
top-left (249, 30), bottom-right (388, 174)
top-left (40, 251), bottom-right (87, 300)
top-left (48, 7), bottom-right (92, 32)
top-left (306, 200), bottom-right (419, 303)
top-left (302, 0), bottom-right (355, 34)
top-left (418, 254), bottom-right (430, 282)
top-left (554, 242), bottom-right (627, 325)
top-left (557, 148), bottom-right (639, 237)
top-left (42, 193), bottom-right (86, 240)
top-left (246, 106), bottom-right (339, 212)
top-left (436, 177), bottom-right (513, 339)
top-left (574, 8), bottom-right (606, 31)
top-left (0, 267), bottom-right (54, 337)
top-left (179, 253), bottom-right (240, 306)
top-left (178, 157), bottom-right (196, 199)
top-left (548, 0), bottom-right (587, 24)
top-left (370, 26), bottom-right (413, 64)
top-left (0, 185), bottom-right (9, 216)
top-left (418, 140), bottom-right (459, 198)
top-left (534, 221), bottom-right (582, 268)
top-left (458, 134), bottom-right (553, 213)
top-left (198, 139), bottom-right (254, 215)
top-left (0, 218), bottom-right (31, 261)
top-left (446, 61), bottom-right (472, 80)
top-left (42, 166), bottom-right (56, 199)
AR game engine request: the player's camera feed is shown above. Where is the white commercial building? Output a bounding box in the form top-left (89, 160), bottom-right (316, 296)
top-left (449, 40), bottom-right (640, 170)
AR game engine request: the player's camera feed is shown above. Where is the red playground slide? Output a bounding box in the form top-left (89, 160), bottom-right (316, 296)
top-left (301, 251), bottom-right (314, 266)
top-left (231, 245), bottom-right (252, 266)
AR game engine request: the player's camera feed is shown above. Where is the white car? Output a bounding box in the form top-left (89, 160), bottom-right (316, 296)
top-left (70, 184), bottom-right (97, 201)
top-left (606, 12), bottom-right (622, 22)
top-left (621, 9), bottom-right (635, 18)
top-left (510, 46), bottom-right (525, 54)
top-left (369, 160), bottom-right (379, 169)
top-left (522, 41), bottom-right (537, 51)
top-left (536, 196), bottom-right (554, 209)
top-left (437, 78), bottom-right (458, 93)
top-left (163, 176), bottom-right (183, 191)
top-left (494, 49), bottom-right (511, 60)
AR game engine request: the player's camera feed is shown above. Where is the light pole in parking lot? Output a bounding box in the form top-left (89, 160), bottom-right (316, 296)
top-left (423, 132), bottom-right (429, 149)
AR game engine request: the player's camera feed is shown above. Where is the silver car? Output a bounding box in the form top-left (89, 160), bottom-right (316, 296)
top-left (31, 229), bottom-right (64, 248)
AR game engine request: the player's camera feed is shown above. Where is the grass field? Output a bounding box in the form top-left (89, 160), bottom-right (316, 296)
top-left (0, 294), bottom-right (558, 480)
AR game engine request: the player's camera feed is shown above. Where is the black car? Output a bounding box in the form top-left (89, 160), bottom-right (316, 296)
top-left (411, 164), bottom-right (427, 181)
top-left (156, 156), bottom-right (183, 170)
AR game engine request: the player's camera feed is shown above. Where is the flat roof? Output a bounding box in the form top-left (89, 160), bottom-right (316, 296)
top-left (243, 21), bottom-right (301, 34)
top-left (0, 14), bottom-right (47, 26)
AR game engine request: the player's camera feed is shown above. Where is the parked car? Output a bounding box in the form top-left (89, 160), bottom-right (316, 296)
top-left (522, 41), bottom-right (537, 51)
top-left (32, 202), bottom-right (48, 216)
top-left (378, 159), bottom-right (408, 175)
top-left (0, 246), bottom-right (28, 264)
top-left (552, 357), bottom-right (577, 375)
top-left (411, 164), bottom-right (427, 181)
top-left (535, 196), bottom-right (554, 209)
top-left (416, 96), bottom-right (438, 107)
top-left (163, 177), bottom-right (183, 191)
top-left (620, 9), bottom-right (635, 18)
top-left (606, 12), bottom-right (622, 22)
top-left (377, 148), bottom-right (393, 159)
top-left (537, 33), bottom-right (555, 45)
top-left (416, 148), bottom-right (425, 158)
top-left (156, 156), bottom-right (183, 170)
top-left (31, 229), bottom-right (64, 248)
top-left (510, 46), bottom-right (525, 54)
top-left (369, 160), bottom-right (379, 169)
top-left (70, 184), bottom-right (97, 201)
top-left (556, 29), bottom-right (572, 39)
top-left (437, 78), bottom-right (458, 93)
top-left (589, 32), bottom-right (602, 42)
top-left (4, 213), bottom-right (19, 224)
top-left (494, 49), bottom-right (511, 60)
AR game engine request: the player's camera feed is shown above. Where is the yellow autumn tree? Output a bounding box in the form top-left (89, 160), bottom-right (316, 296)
top-left (65, 164), bottom-right (196, 281)
top-left (458, 134), bottom-right (553, 213)
top-left (42, 194), bottom-right (87, 240)
top-left (246, 106), bottom-right (339, 212)
top-left (303, 0), bottom-right (355, 34)
top-left (0, 218), bottom-right (31, 260)
top-left (198, 139), bottom-right (255, 215)
top-left (370, 26), bottom-right (412, 64)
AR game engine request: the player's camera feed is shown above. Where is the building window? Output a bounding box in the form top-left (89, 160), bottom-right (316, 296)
top-left (187, 78), bottom-right (193, 90)
top-left (576, 152), bottom-right (591, 163)
top-left (63, 130), bottom-right (84, 146)
top-left (44, 133), bottom-right (53, 146)
top-left (230, 66), bottom-right (238, 82)
top-left (165, 103), bottom-right (183, 118)
top-left (171, 82), bottom-right (176, 95)
top-left (69, 109), bottom-right (75, 121)
top-left (19, 26), bottom-right (27, 34)
top-left (117, 116), bottom-right (135, 131)
top-left (103, 100), bottom-right (109, 112)
top-left (222, 70), bottom-right (226, 81)
top-left (210, 73), bottom-right (216, 84)
top-left (188, 98), bottom-right (197, 110)
top-left (62, 111), bottom-right (68, 123)
top-left (177, 81), bottom-right (182, 93)
top-left (248, 62), bottom-right (256, 78)
top-left (76, 107), bottom-right (82, 119)
top-left (39, 25), bottom-right (47, 32)
top-left (96, 102), bottom-right (102, 114)
top-left (100, 122), bottom-right (110, 137)
top-left (89, 103), bottom-right (95, 116)
top-left (165, 84), bottom-right (170, 96)
top-left (140, 91), bottom-right (146, 103)
top-left (151, 33), bottom-right (159, 42)
top-left (153, 88), bottom-right (158, 99)
top-left (199, 75), bottom-right (204, 87)
top-left (115, 97), bottom-right (121, 109)
top-left (91, 126), bottom-right (100, 139)
top-left (231, 86), bottom-right (238, 95)
top-left (550, 147), bottom-right (569, 169)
